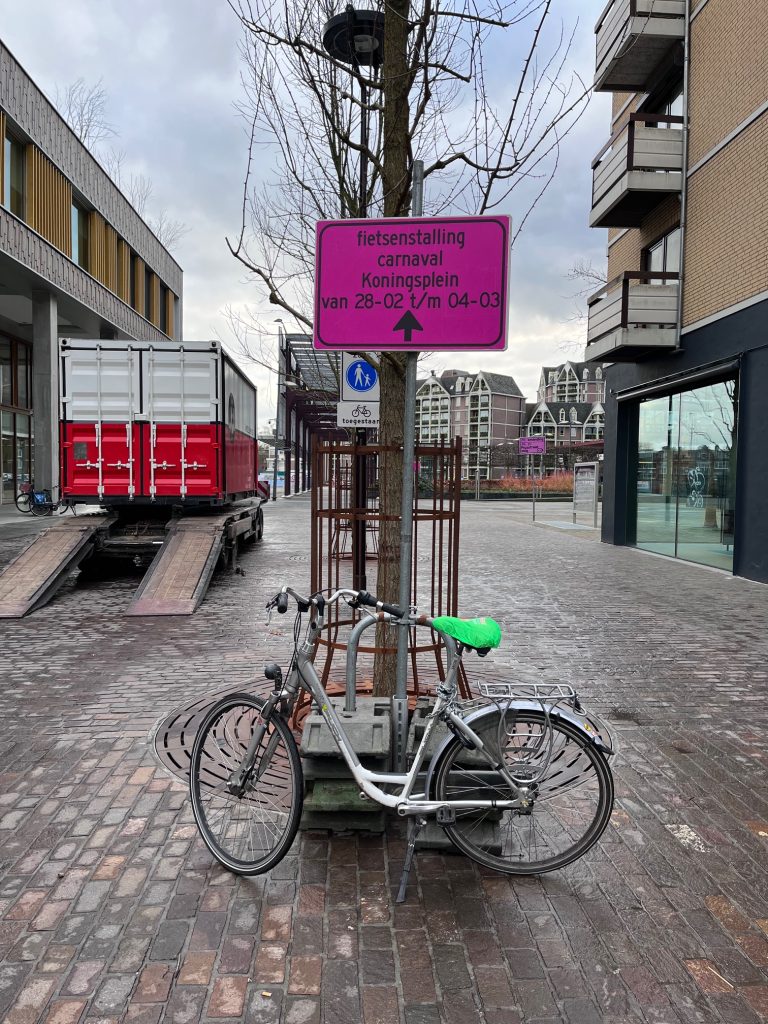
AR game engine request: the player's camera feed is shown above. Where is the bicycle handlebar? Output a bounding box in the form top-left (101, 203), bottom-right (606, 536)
top-left (267, 586), bottom-right (407, 620)
top-left (355, 590), bottom-right (405, 619)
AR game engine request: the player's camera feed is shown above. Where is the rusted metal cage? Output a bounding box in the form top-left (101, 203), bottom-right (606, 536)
top-left (309, 437), bottom-right (470, 703)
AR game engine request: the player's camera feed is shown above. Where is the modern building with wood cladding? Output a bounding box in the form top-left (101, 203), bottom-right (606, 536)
top-left (586, 0), bottom-right (768, 582)
top-left (0, 40), bottom-right (182, 501)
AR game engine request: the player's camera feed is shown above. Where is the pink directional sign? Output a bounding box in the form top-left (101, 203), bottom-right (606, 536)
top-left (314, 215), bottom-right (510, 352)
top-left (519, 436), bottom-right (547, 455)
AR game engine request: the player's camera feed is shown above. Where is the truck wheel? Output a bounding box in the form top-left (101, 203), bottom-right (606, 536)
top-left (255, 507), bottom-right (264, 541)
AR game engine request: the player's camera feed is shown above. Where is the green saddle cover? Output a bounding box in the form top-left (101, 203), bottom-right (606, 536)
top-left (432, 615), bottom-right (502, 650)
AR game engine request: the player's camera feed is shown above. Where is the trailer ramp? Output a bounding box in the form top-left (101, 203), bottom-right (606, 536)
top-left (127, 513), bottom-right (232, 616)
top-left (0, 516), bottom-right (115, 618)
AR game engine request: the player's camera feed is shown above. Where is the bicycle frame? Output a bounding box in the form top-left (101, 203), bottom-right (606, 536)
top-left (273, 608), bottom-right (532, 816)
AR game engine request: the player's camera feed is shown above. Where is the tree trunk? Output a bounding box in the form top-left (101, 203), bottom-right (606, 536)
top-left (372, 0), bottom-right (410, 697)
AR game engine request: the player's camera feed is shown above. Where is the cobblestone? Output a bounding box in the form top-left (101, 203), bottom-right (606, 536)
top-left (0, 498), bottom-right (767, 1021)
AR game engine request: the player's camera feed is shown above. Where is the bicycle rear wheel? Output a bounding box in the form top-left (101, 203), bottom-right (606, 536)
top-left (432, 709), bottom-right (613, 875)
top-left (190, 693), bottom-right (303, 875)
top-left (15, 492), bottom-right (31, 513)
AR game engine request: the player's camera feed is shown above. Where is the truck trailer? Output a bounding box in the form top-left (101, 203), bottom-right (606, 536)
top-left (0, 340), bottom-right (265, 619)
top-left (60, 338), bottom-right (259, 506)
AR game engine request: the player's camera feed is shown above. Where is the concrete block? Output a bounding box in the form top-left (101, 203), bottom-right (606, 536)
top-left (299, 697), bottom-right (391, 759)
top-left (303, 780), bottom-right (379, 813)
top-left (300, 781), bottom-right (386, 833)
top-left (406, 699), bottom-right (449, 767)
top-left (302, 754), bottom-right (388, 780)
top-left (299, 809), bottom-right (386, 833)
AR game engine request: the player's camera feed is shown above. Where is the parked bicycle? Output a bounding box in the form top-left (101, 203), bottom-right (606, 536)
top-left (21, 486), bottom-right (78, 517)
top-left (189, 587), bottom-right (615, 899)
top-left (14, 481), bottom-right (33, 514)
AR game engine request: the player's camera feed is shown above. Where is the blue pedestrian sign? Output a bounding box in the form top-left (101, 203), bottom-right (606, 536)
top-left (341, 353), bottom-right (380, 402)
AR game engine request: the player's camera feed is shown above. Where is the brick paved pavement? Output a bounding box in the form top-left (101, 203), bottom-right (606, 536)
top-left (0, 496), bottom-right (767, 1023)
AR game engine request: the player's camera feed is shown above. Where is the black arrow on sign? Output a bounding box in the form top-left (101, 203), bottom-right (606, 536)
top-left (392, 311), bottom-right (423, 343)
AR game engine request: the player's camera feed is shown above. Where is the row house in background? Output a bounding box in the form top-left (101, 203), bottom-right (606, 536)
top-left (0, 41), bottom-right (182, 501)
top-left (414, 369), bottom-right (525, 480)
top-left (526, 361), bottom-right (606, 446)
top-left (586, 0), bottom-right (767, 581)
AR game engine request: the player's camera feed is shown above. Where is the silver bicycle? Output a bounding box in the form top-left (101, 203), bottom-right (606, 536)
top-left (189, 586), bottom-right (615, 899)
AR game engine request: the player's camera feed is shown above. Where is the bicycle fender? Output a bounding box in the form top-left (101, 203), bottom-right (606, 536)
top-left (425, 700), bottom-right (614, 798)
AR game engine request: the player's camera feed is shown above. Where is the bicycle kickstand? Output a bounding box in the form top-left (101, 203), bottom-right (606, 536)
top-left (396, 816), bottom-right (427, 904)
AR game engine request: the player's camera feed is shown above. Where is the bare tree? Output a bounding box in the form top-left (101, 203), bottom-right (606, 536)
top-left (559, 256), bottom-right (606, 354)
top-left (227, 0), bottom-right (590, 693)
top-left (57, 85), bottom-right (187, 252)
top-left (55, 77), bottom-right (115, 148)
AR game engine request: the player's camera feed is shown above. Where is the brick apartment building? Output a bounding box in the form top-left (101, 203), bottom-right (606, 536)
top-left (585, 0), bottom-right (767, 581)
top-left (0, 41), bottom-right (182, 501)
top-left (525, 361), bottom-right (606, 446)
top-left (414, 369), bottom-right (525, 480)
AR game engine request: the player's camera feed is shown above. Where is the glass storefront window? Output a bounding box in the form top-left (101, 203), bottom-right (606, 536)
top-left (635, 379), bottom-right (737, 572)
top-left (0, 338), bottom-right (34, 503)
top-left (0, 339), bottom-right (11, 407)
top-left (1, 411), bottom-right (14, 504)
top-left (16, 344), bottom-right (29, 409)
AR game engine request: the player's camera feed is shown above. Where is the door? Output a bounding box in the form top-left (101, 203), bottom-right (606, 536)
top-left (60, 346), bottom-right (140, 498)
top-left (142, 347), bottom-right (220, 498)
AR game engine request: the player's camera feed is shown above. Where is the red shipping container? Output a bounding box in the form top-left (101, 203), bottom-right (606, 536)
top-left (60, 339), bottom-right (258, 505)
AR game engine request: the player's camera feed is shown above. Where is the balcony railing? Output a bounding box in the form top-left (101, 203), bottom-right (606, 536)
top-left (586, 270), bottom-right (679, 361)
top-left (590, 114), bottom-right (683, 228)
top-left (595, 0), bottom-right (685, 92)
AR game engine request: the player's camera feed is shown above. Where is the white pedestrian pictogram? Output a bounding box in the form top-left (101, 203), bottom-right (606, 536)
top-left (346, 359), bottom-right (377, 394)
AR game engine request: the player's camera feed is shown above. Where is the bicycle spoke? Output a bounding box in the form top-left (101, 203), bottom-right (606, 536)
top-left (435, 710), bottom-right (612, 874)
top-left (190, 696), bottom-right (302, 874)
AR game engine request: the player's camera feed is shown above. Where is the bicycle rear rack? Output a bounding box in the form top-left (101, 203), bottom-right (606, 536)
top-left (478, 682), bottom-right (577, 702)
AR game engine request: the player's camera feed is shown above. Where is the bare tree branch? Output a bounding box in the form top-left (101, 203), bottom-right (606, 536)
top-left (54, 77), bottom-right (115, 147)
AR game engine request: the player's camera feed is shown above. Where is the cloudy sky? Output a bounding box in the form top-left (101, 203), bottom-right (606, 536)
top-left (2, 1), bottom-right (610, 421)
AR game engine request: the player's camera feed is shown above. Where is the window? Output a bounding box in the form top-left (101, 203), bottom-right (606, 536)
top-left (596, 367), bottom-right (603, 380)
top-left (0, 339), bottom-right (11, 407)
top-left (144, 267), bottom-right (153, 320)
top-left (130, 254), bottom-right (138, 308)
top-left (559, 409), bottom-right (566, 423)
top-left (159, 283), bottom-right (168, 334)
top-left (661, 84), bottom-right (684, 122)
top-left (3, 132), bottom-right (25, 218)
top-left (0, 337), bottom-right (31, 411)
top-left (646, 226), bottom-right (680, 280)
top-left (634, 380), bottom-right (737, 572)
top-left (71, 200), bottom-right (89, 270)
top-left (16, 344), bottom-right (29, 409)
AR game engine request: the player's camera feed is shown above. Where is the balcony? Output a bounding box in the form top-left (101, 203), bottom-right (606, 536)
top-left (590, 114), bottom-right (683, 228)
top-left (586, 271), bottom-right (678, 361)
top-left (595, 0), bottom-right (685, 92)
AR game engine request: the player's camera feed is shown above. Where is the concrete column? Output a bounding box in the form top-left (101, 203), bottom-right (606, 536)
top-left (31, 290), bottom-right (58, 492)
top-left (284, 407), bottom-right (292, 498)
top-left (302, 424), bottom-right (309, 491)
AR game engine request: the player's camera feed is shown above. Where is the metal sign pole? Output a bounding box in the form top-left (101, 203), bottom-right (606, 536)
top-left (393, 159), bottom-right (423, 772)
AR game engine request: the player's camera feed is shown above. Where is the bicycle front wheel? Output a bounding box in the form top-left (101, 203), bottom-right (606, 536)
top-left (432, 709), bottom-right (613, 875)
top-left (190, 693), bottom-right (303, 875)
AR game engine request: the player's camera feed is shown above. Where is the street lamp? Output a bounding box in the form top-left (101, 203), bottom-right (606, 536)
top-left (322, 6), bottom-right (385, 590)
top-left (322, 5), bottom-right (384, 218)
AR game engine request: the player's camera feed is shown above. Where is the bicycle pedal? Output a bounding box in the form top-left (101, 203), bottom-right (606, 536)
top-left (436, 806), bottom-right (456, 825)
